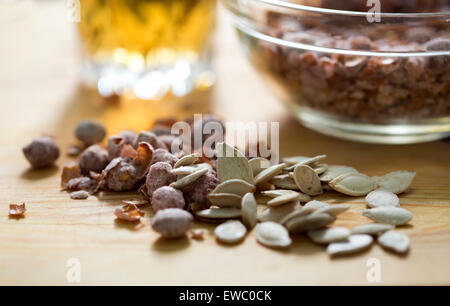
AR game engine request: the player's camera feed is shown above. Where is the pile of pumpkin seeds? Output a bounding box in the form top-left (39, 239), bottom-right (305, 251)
top-left (199, 142), bottom-right (415, 256)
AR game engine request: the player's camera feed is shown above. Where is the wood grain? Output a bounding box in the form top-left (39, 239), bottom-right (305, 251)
top-left (0, 2), bottom-right (449, 285)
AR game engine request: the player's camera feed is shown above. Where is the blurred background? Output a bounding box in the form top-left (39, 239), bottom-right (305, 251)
top-left (0, 0), bottom-right (286, 142)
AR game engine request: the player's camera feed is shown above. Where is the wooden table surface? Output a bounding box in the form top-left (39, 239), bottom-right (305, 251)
top-left (1, 2), bottom-right (449, 286)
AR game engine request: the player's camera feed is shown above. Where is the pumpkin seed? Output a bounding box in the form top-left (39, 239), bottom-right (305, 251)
top-left (351, 223), bottom-right (394, 235)
top-left (174, 153), bottom-right (200, 168)
top-left (171, 163), bottom-right (211, 175)
top-left (377, 230), bottom-right (410, 253)
top-left (307, 227), bottom-right (351, 244)
top-left (375, 171), bottom-right (416, 194)
top-left (212, 179), bottom-right (255, 196)
top-left (270, 174), bottom-right (300, 191)
top-left (170, 167), bottom-right (208, 189)
top-left (255, 222), bottom-right (292, 248)
top-left (285, 213), bottom-right (335, 234)
top-left (329, 172), bottom-right (375, 196)
top-left (241, 193), bottom-right (257, 229)
top-left (214, 220), bottom-right (247, 244)
top-left (248, 157), bottom-right (271, 176)
top-left (362, 207), bottom-right (413, 226)
top-left (365, 190), bottom-right (400, 208)
top-left (207, 193), bottom-right (242, 208)
top-left (293, 165), bottom-right (322, 196)
top-left (320, 165), bottom-right (358, 182)
top-left (196, 208), bottom-right (242, 219)
top-left (282, 156), bottom-right (311, 165)
top-left (304, 200), bottom-right (329, 210)
top-left (254, 163), bottom-right (288, 185)
top-left (326, 234), bottom-right (373, 256)
top-left (216, 142), bottom-right (254, 184)
top-left (284, 155), bottom-right (327, 171)
top-left (267, 192), bottom-right (301, 207)
top-left (262, 189), bottom-right (310, 202)
top-left (312, 204), bottom-right (351, 217)
top-left (280, 207), bottom-right (316, 225)
top-left (258, 201), bottom-right (299, 223)
top-left (313, 164), bottom-right (328, 175)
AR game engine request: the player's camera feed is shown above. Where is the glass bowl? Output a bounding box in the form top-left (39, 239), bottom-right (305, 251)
top-left (223, 0), bottom-right (450, 144)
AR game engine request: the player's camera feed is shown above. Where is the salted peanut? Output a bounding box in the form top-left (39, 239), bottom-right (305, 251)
top-left (258, 201), bottom-right (299, 223)
top-left (312, 204), bottom-right (351, 217)
top-left (22, 136), bottom-right (60, 169)
top-left (107, 131), bottom-right (137, 160)
top-left (151, 186), bottom-right (185, 212)
top-left (174, 153), bottom-right (200, 168)
top-left (159, 134), bottom-right (177, 151)
top-left (351, 223), bottom-right (394, 235)
top-left (67, 145), bottom-right (82, 157)
top-left (307, 227), bottom-right (351, 244)
top-left (378, 230), bottom-right (410, 254)
top-left (208, 193), bottom-right (242, 208)
top-left (285, 213), bottom-right (335, 234)
top-left (75, 120), bottom-right (106, 145)
top-left (216, 142), bottom-right (254, 184)
top-left (214, 220), bottom-right (247, 244)
top-left (78, 144), bottom-right (109, 175)
top-left (103, 143), bottom-right (153, 192)
top-left (304, 200), bottom-right (329, 210)
top-left (135, 131), bottom-right (167, 150)
top-left (374, 171), bottom-right (416, 194)
top-left (170, 167), bottom-right (208, 189)
top-left (60, 163), bottom-right (98, 193)
top-left (319, 165), bottom-right (358, 182)
top-left (270, 174), bottom-right (300, 191)
top-left (151, 208), bottom-right (193, 239)
top-left (144, 162), bottom-right (177, 199)
top-left (255, 222), bottom-right (292, 248)
top-left (329, 172), bottom-right (375, 196)
top-left (327, 234), bottom-right (373, 256)
top-left (152, 148), bottom-right (179, 167)
top-left (254, 163), bottom-right (288, 185)
top-left (248, 157), bottom-right (271, 176)
top-left (182, 172), bottom-right (219, 212)
top-left (9, 203), bottom-right (26, 218)
top-left (241, 193), bottom-right (257, 229)
top-left (365, 190), bottom-right (400, 208)
top-left (363, 207), bottom-right (413, 226)
top-left (293, 165), bottom-right (322, 196)
top-left (212, 179), bottom-right (255, 196)
top-left (70, 190), bottom-right (89, 200)
top-left (152, 125), bottom-right (172, 136)
top-left (114, 204), bottom-right (145, 222)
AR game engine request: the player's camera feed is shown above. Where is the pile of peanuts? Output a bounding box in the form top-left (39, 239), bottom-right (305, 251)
top-left (21, 116), bottom-right (225, 239)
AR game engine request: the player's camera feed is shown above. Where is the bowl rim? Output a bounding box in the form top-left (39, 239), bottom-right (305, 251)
top-left (239, 0), bottom-right (450, 18)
